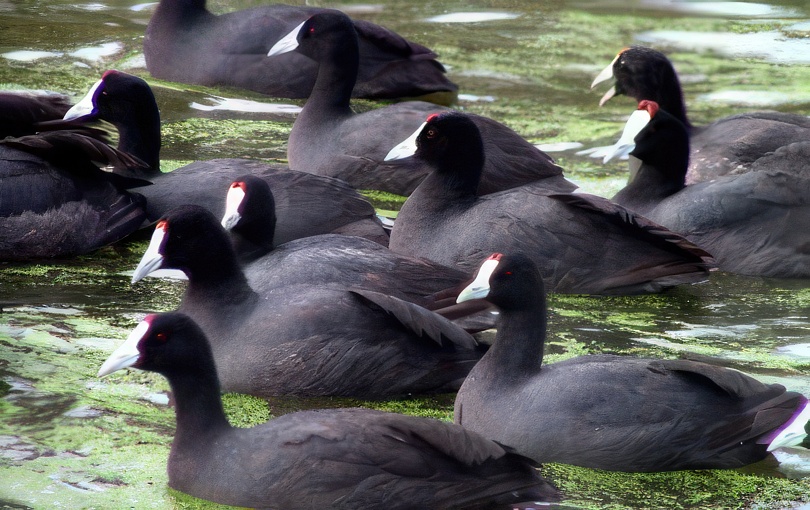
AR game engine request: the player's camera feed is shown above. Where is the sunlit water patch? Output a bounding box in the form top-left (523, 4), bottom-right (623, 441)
top-left (778, 343), bottom-right (810, 359)
top-left (636, 30), bottom-right (810, 65)
top-left (1, 50), bottom-right (63, 62)
top-left (69, 42), bottom-right (123, 62)
top-left (535, 141), bottom-right (585, 152)
top-left (698, 90), bottom-right (810, 107)
top-left (190, 96), bottom-right (302, 115)
top-left (74, 3), bottom-right (108, 11)
top-left (129, 2), bottom-right (156, 11)
top-left (458, 93), bottom-right (496, 102)
top-left (573, 0), bottom-right (803, 18)
top-left (772, 449), bottom-right (810, 479)
top-left (0, 435), bottom-right (41, 461)
top-left (426, 12), bottom-right (521, 23)
top-left (787, 21), bottom-right (810, 32)
top-left (63, 406), bottom-right (102, 419)
top-left (119, 269), bottom-right (187, 281)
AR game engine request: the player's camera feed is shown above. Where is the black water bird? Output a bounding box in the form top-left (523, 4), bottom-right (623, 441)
top-left (386, 110), bottom-right (714, 295)
top-left (98, 311), bottom-right (560, 509)
top-left (266, 10), bottom-right (573, 196)
top-left (453, 252), bottom-right (810, 471)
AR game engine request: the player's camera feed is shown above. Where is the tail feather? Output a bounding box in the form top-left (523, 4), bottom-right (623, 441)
top-left (766, 397), bottom-right (810, 451)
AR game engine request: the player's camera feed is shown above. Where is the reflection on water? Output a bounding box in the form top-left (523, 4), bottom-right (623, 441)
top-left (130, 2), bottom-right (158, 11)
top-left (190, 96), bottom-right (302, 115)
top-left (425, 12), bottom-right (521, 23)
top-left (574, 0), bottom-right (803, 18)
top-left (74, 3), bottom-right (109, 11)
top-left (69, 42), bottom-right (124, 62)
top-left (778, 343), bottom-right (810, 358)
top-left (1, 50), bottom-right (63, 62)
top-left (637, 29), bottom-right (810, 64)
top-left (698, 90), bottom-right (810, 107)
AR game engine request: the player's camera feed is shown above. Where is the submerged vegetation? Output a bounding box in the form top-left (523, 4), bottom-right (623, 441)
top-left (1, 0), bottom-right (809, 508)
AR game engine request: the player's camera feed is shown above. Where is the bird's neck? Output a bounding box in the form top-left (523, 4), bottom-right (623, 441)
top-left (612, 157), bottom-right (686, 215)
top-left (306, 46), bottom-right (358, 114)
top-left (168, 370), bottom-right (231, 443)
top-left (486, 302), bottom-right (547, 375)
top-left (656, 89), bottom-right (691, 130)
top-left (231, 216), bottom-right (276, 262)
top-left (414, 155), bottom-right (482, 203)
top-left (114, 106), bottom-right (162, 175)
top-left (185, 262), bottom-right (257, 309)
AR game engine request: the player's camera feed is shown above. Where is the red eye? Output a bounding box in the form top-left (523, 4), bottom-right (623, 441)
top-left (504, 271), bottom-right (512, 276)
top-left (309, 26), bottom-right (315, 34)
top-left (156, 332), bottom-right (168, 343)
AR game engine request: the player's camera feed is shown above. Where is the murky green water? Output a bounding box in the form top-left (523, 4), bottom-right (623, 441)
top-left (1, 0), bottom-right (810, 508)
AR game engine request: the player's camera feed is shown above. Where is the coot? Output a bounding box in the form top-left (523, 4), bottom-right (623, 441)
top-left (98, 312), bottom-right (560, 509)
top-left (220, 176), bottom-right (474, 312)
top-left (131, 205), bottom-right (484, 398)
top-left (64, 70), bottom-right (387, 246)
top-left (590, 46), bottom-right (810, 183)
top-left (267, 11), bottom-right (573, 196)
top-left (605, 100), bottom-right (810, 278)
top-left (0, 91), bottom-right (71, 137)
top-left (387, 111), bottom-right (714, 295)
top-left (454, 253), bottom-right (809, 471)
top-left (144, 1), bottom-right (456, 100)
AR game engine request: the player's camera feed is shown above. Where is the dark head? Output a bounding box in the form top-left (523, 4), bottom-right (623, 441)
top-left (593, 46), bottom-right (689, 127)
top-left (98, 312), bottom-right (215, 380)
top-left (64, 70), bottom-right (158, 127)
top-left (64, 70), bottom-right (161, 170)
top-left (132, 204), bottom-right (238, 283)
top-left (267, 11), bottom-right (359, 103)
top-left (456, 253), bottom-right (543, 312)
top-left (268, 11), bottom-right (358, 65)
top-left (386, 111), bottom-right (485, 193)
top-left (630, 100), bottom-right (690, 185)
top-left (221, 175), bottom-right (277, 260)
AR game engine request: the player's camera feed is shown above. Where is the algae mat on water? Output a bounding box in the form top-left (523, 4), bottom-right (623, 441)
top-left (2, 251), bottom-right (810, 509)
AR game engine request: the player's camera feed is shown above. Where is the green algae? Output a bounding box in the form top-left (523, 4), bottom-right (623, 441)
top-left (542, 462), bottom-right (810, 510)
top-left (160, 118), bottom-right (290, 163)
top-left (222, 394), bottom-right (271, 428)
top-left (359, 189), bottom-right (408, 212)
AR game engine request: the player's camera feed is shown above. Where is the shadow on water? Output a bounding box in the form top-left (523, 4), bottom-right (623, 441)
top-left (0, 0), bottom-right (809, 508)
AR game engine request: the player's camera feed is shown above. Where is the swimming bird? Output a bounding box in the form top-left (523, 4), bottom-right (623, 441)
top-left (386, 110), bottom-right (714, 295)
top-left (143, 0), bottom-right (457, 101)
top-left (131, 205), bottom-right (484, 398)
top-left (98, 311), bottom-right (560, 509)
top-left (589, 45), bottom-right (810, 183)
top-left (63, 70), bottom-right (388, 246)
top-left (454, 252), bottom-right (810, 471)
top-left (220, 175), bottom-right (474, 306)
top-left (604, 100), bottom-right (810, 278)
top-left (266, 10), bottom-right (573, 196)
